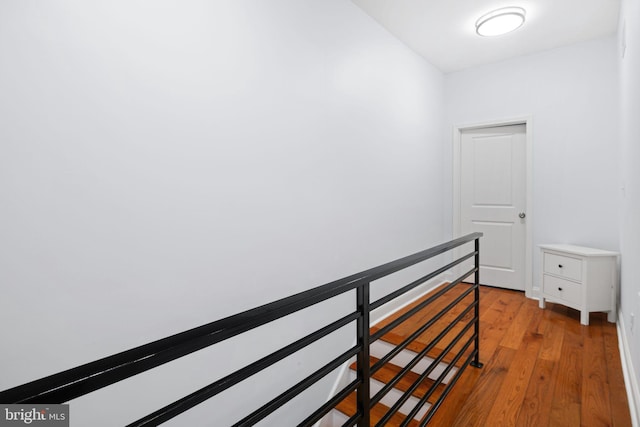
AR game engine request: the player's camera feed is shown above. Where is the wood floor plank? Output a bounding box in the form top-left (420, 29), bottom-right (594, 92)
top-left (500, 298), bottom-right (540, 350)
top-left (450, 345), bottom-right (517, 427)
top-left (538, 315), bottom-right (566, 362)
top-left (602, 320), bottom-right (633, 427)
top-left (419, 365), bottom-right (482, 427)
top-left (476, 291), bottom-right (525, 361)
top-left (515, 358), bottom-right (558, 427)
top-left (548, 304), bottom-right (584, 427)
top-left (485, 326), bottom-right (544, 425)
top-left (581, 317), bottom-right (613, 426)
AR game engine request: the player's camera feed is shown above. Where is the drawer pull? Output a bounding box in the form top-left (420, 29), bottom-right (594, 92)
top-left (558, 287), bottom-right (563, 291)
top-left (558, 264), bottom-right (563, 268)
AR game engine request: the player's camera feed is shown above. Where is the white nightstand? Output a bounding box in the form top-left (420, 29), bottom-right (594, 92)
top-left (538, 244), bottom-right (618, 326)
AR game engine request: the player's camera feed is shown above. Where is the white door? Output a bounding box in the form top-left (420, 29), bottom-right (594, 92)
top-left (459, 124), bottom-right (526, 290)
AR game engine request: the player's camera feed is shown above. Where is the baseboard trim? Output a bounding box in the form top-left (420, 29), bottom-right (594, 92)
top-left (617, 313), bottom-right (640, 427)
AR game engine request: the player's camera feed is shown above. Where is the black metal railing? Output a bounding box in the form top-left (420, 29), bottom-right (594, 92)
top-left (0, 232), bottom-right (483, 426)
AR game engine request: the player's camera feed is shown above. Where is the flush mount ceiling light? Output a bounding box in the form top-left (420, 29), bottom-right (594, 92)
top-left (476, 7), bottom-right (526, 37)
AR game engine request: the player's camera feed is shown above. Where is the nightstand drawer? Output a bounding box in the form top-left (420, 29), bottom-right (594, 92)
top-left (543, 274), bottom-right (581, 305)
top-left (544, 252), bottom-right (582, 282)
top-left (542, 274), bottom-right (582, 305)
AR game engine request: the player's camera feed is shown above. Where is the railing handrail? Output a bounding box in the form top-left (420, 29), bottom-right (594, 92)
top-left (0, 232), bottom-right (483, 426)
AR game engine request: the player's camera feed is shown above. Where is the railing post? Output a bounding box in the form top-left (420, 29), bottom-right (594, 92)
top-left (356, 283), bottom-right (371, 427)
top-left (471, 237), bottom-right (483, 368)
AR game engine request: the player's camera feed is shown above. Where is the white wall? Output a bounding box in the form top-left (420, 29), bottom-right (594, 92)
top-left (618, 0), bottom-right (640, 420)
top-left (0, 1), bottom-right (446, 425)
top-left (444, 37), bottom-right (620, 293)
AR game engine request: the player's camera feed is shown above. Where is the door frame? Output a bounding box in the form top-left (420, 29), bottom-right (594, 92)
top-left (452, 116), bottom-right (534, 298)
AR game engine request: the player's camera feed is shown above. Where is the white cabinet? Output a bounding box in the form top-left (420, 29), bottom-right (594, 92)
top-left (538, 244), bottom-right (618, 326)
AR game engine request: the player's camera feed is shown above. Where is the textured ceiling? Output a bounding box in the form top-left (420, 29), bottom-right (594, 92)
top-left (351, 0), bottom-right (620, 72)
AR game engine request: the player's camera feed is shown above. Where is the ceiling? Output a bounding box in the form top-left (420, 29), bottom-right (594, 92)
top-left (351, 0), bottom-right (621, 73)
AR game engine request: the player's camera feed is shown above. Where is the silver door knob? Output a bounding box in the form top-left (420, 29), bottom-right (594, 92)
top-left (519, 212), bottom-right (526, 219)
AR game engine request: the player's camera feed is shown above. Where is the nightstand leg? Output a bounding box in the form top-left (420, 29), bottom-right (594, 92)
top-left (607, 309), bottom-right (616, 323)
top-left (539, 297), bottom-right (546, 309)
top-left (580, 311), bottom-right (589, 326)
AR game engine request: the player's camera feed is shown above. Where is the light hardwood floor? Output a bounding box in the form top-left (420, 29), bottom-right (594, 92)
top-left (426, 285), bottom-right (632, 427)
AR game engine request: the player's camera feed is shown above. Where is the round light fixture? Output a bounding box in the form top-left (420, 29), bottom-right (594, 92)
top-left (476, 7), bottom-right (526, 37)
